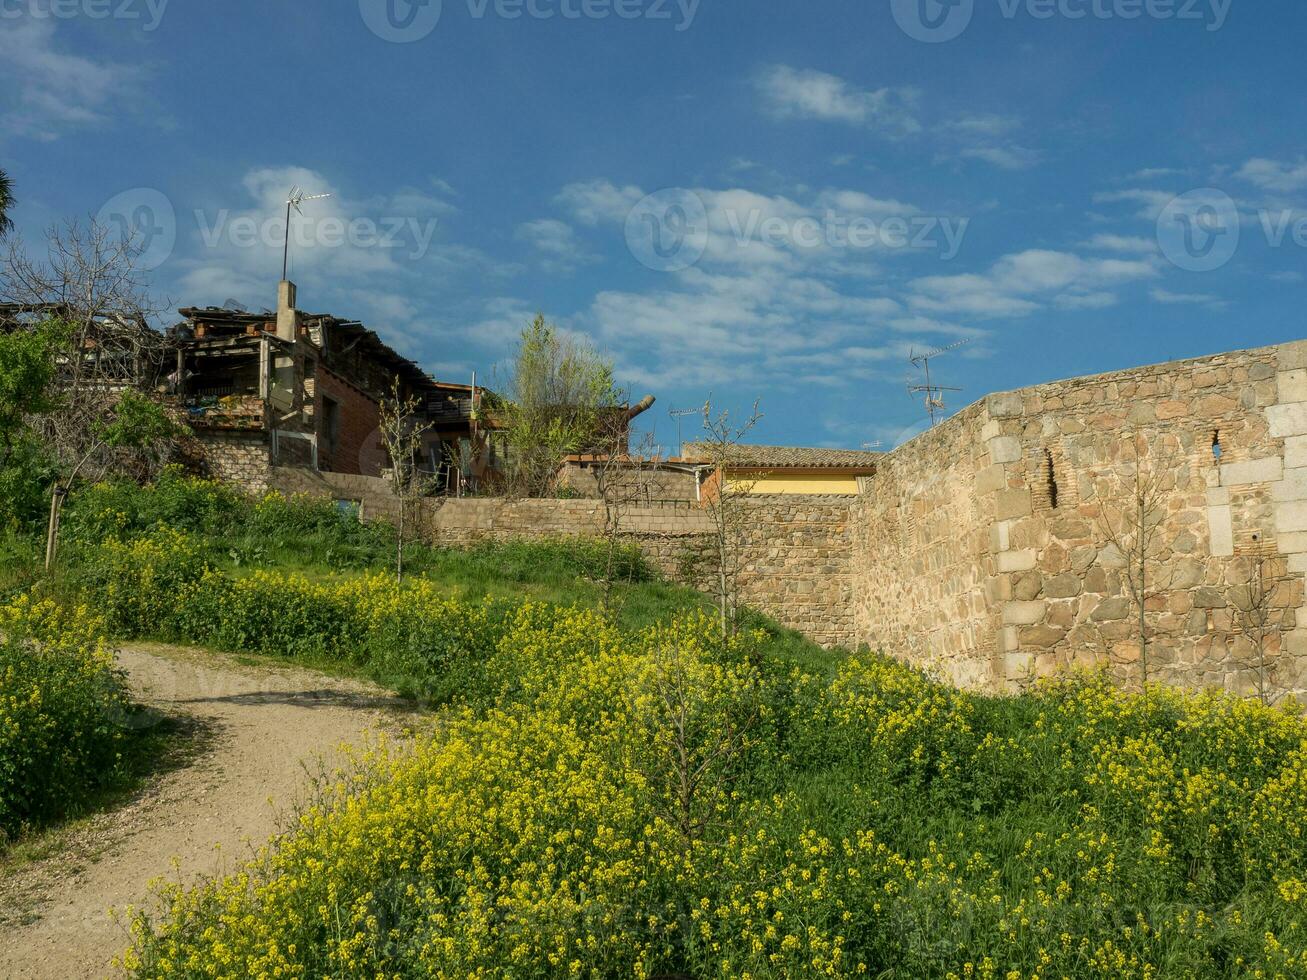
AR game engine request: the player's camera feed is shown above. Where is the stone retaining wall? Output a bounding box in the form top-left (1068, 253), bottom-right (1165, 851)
top-left (852, 338), bottom-right (1307, 700)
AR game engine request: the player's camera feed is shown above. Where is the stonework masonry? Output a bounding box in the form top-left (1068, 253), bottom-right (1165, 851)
top-left (853, 338), bottom-right (1307, 700)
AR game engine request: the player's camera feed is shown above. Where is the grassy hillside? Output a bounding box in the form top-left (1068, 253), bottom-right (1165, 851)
top-left (4, 473), bottom-right (1307, 976)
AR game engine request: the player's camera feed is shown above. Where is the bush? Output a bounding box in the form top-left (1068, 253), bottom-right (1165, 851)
top-left (61, 468), bottom-right (244, 546)
top-left (0, 596), bottom-right (132, 838)
top-left (73, 527), bottom-right (211, 637)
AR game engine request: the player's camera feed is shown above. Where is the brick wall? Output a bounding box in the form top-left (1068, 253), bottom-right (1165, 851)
top-left (316, 367), bottom-right (386, 476)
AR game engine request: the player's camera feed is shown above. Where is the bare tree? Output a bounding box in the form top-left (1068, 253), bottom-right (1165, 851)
top-left (697, 399), bottom-right (763, 642)
top-left (1232, 548), bottom-right (1281, 706)
top-left (1092, 432), bottom-right (1182, 688)
top-left (631, 643), bottom-right (758, 849)
top-left (1, 220), bottom-right (178, 568)
top-left (591, 423), bottom-right (660, 612)
top-left (379, 378), bottom-right (434, 583)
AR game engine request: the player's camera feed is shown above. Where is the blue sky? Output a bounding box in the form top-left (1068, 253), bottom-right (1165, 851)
top-left (1, 0), bottom-right (1304, 451)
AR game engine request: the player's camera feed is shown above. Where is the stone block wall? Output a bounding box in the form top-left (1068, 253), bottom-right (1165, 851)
top-left (852, 338), bottom-right (1307, 700)
top-left (421, 495), bottom-right (856, 647)
top-left (193, 431), bottom-right (272, 495)
top-left (850, 404), bottom-right (999, 688)
top-left (268, 466), bottom-right (405, 524)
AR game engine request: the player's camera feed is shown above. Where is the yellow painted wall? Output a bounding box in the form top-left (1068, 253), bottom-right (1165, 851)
top-left (726, 473), bottom-right (861, 495)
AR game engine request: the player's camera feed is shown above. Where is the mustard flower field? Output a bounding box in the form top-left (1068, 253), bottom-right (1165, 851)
top-left (4, 477), bottom-right (1307, 977)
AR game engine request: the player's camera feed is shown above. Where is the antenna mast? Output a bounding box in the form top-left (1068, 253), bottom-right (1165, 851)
top-left (907, 339), bottom-right (969, 426)
top-left (668, 406), bottom-right (702, 457)
top-left (282, 186), bottom-right (333, 280)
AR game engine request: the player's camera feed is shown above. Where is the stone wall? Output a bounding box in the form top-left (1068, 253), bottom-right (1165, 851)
top-left (427, 495), bottom-right (856, 647)
top-left (268, 466), bottom-right (404, 524)
top-left (193, 431), bottom-right (271, 495)
top-left (850, 403), bottom-right (998, 688)
top-left (852, 338), bottom-right (1307, 700)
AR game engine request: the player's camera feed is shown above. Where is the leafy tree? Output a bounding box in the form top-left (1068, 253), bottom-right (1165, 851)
top-left (44, 389), bottom-right (181, 568)
top-left (0, 168), bottom-right (13, 238)
top-left (0, 318), bottom-right (60, 448)
top-left (2, 220), bottom-right (182, 567)
top-left (501, 314), bottom-right (619, 497)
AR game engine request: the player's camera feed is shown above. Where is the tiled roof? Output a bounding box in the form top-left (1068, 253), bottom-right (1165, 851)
top-left (682, 443), bottom-right (882, 470)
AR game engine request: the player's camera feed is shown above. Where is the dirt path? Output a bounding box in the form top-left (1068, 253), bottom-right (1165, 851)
top-left (0, 644), bottom-right (424, 979)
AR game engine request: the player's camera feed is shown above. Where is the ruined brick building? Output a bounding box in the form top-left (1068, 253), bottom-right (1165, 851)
top-left (169, 280), bottom-right (484, 494)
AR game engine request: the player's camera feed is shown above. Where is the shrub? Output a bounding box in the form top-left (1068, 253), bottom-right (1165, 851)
top-left (0, 596), bottom-right (132, 838)
top-left (61, 467), bottom-right (244, 546)
top-left (74, 527), bottom-right (211, 637)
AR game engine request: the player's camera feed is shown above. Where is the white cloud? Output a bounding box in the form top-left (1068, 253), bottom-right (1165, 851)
top-left (1150, 287), bottom-right (1226, 307)
top-left (0, 18), bottom-right (149, 140)
top-left (958, 145), bottom-right (1039, 171)
top-left (1093, 188), bottom-right (1179, 220)
top-left (516, 218), bottom-right (597, 273)
top-left (1084, 233), bottom-right (1158, 254)
top-left (1121, 167), bottom-right (1188, 182)
top-left (1235, 158), bottom-right (1307, 194)
top-left (171, 166), bottom-right (493, 351)
top-left (909, 249), bottom-right (1157, 319)
top-left (754, 65), bottom-right (921, 136)
top-left (555, 179), bottom-right (645, 226)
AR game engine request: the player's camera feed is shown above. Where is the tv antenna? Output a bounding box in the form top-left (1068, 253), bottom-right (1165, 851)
top-left (907, 339), bottom-right (969, 427)
top-left (862, 441), bottom-right (883, 450)
top-left (282, 186), bottom-right (333, 280)
top-left (669, 406), bottom-right (702, 457)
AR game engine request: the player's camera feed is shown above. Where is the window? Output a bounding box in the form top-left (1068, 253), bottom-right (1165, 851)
top-left (323, 396), bottom-right (341, 453)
